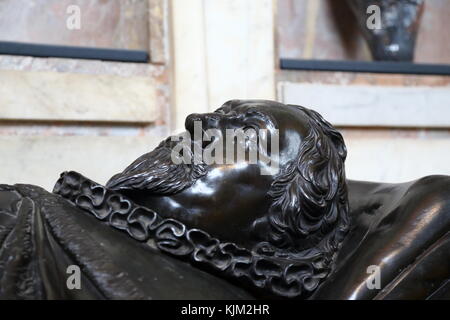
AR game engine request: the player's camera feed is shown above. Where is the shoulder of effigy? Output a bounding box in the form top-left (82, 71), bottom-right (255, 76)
top-left (0, 184), bottom-right (49, 216)
top-left (7, 183), bottom-right (51, 198)
top-left (409, 175), bottom-right (450, 194)
top-left (0, 184), bottom-right (23, 202)
top-left (1, 183), bottom-right (85, 216)
top-left (397, 175), bottom-right (450, 210)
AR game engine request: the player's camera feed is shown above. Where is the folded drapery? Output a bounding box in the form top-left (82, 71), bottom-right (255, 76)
top-left (0, 179), bottom-right (252, 299)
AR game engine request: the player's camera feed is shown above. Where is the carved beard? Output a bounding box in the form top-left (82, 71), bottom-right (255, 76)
top-left (106, 136), bottom-right (208, 195)
top-left (55, 172), bottom-right (341, 299)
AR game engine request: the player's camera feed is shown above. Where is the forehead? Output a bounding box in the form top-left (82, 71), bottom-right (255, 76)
top-left (217, 100), bottom-right (310, 133)
top-left (217, 99), bottom-right (285, 113)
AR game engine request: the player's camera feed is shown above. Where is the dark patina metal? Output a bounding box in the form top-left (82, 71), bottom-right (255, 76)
top-left (0, 100), bottom-right (448, 299)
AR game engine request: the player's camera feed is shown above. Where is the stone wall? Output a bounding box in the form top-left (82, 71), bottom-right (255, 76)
top-left (278, 0), bottom-right (450, 63)
top-left (277, 0), bottom-right (450, 183)
top-left (0, 0), bottom-right (449, 189)
top-left (0, 0), bottom-right (169, 190)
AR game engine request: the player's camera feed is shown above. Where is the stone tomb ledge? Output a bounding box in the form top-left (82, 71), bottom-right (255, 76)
top-left (0, 68), bottom-right (160, 123)
top-left (278, 71), bottom-right (450, 128)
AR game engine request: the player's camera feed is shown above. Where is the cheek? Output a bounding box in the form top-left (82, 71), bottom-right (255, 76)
top-left (205, 166), bottom-right (272, 220)
top-left (191, 165), bottom-right (273, 241)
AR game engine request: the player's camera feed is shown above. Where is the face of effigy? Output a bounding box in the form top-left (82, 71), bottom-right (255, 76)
top-left (107, 100), bottom-right (348, 251)
top-left (183, 99), bottom-right (310, 171)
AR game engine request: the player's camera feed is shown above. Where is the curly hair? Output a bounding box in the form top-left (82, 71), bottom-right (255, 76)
top-left (261, 105), bottom-right (350, 253)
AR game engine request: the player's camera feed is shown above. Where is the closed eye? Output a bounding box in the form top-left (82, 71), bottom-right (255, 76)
top-left (245, 108), bottom-right (267, 119)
